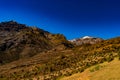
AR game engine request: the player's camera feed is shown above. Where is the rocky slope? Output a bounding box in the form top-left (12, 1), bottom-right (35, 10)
top-left (0, 21), bottom-right (72, 64)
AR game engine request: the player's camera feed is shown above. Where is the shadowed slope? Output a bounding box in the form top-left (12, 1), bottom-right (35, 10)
top-left (0, 21), bottom-right (72, 64)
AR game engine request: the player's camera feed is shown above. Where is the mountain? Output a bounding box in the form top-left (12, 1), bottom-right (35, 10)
top-left (69, 36), bottom-right (103, 45)
top-left (1, 21), bottom-right (120, 80)
top-left (0, 21), bottom-right (72, 64)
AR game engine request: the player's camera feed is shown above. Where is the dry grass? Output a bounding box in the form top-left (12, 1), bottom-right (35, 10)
top-left (61, 58), bottom-right (120, 80)
top-left (90, 58), bottom-right (120, 80)
top-left (61, 72), bottom-right (90, 80)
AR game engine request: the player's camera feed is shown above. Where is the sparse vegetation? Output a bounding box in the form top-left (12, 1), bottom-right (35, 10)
top-left (89, 64), bottom-right (101, 72)
top-left (1, 21), bottom-right (120, 80)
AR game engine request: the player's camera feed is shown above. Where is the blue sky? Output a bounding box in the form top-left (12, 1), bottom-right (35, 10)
top-left (0, 0), bottom-right (120, 39)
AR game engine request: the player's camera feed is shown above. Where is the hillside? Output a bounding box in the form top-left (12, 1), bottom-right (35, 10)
top-left (61, 58), bottom-right (120, 80)
top-left (0, 21), bottom-right (72, 64)
top-left (0, 21), bottom-right (120, 80)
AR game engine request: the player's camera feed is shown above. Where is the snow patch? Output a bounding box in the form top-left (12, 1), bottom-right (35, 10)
top-left (82, 36), bottom-right (93, 39)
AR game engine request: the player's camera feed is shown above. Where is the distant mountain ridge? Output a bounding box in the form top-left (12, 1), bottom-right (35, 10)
top-left (69, 36), bottom-right (103, 45)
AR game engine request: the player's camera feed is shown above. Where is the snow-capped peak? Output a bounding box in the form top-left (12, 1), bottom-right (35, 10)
top-left (69, 36), bottom-right (103, 45)
top-left (82, 36), bottom-right (93, 39)
top-left (69, 36), bottom-right (93, 42)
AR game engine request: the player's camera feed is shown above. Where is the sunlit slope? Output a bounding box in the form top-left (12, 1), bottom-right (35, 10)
top-left (61, 58), bottom-right (120, 80)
